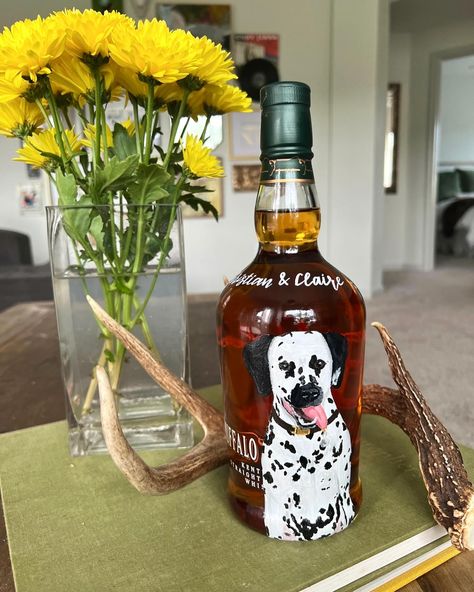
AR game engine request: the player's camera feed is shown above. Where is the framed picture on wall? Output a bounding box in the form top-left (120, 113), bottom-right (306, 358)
top-left (228, 110), bottom-right (261, 160)
top-left (156, 4), bottom-right (231, 48)
top-left (384, 83), bottom-right (400, 194)
top-left (232, 164), bottom-right (261, 192)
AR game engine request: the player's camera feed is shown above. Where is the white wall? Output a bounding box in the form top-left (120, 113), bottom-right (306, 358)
top-left (0, 0), bottom-right (388, 298)
top-left (383, 33), bottom-right (411, 269)
top-left (328, 0), bottom-right (389, 296)
top-left (439, 58), bottom-right (474, 163)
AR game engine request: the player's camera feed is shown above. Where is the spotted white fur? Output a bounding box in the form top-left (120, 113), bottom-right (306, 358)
top-left (259, 331), bottom-right (355, 540)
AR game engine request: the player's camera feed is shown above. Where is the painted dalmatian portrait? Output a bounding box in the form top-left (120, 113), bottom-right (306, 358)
top-left (243, 330), bottom-right (355, 541)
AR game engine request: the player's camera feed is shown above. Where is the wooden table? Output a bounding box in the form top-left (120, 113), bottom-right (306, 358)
top-left (0, 302), bottom-right (473, 592)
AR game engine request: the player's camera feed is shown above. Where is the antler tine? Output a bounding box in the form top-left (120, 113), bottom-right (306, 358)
top-left (88, 296), bottom-right (228, 494)
top-left (365, 322), bottom-right (474, 552)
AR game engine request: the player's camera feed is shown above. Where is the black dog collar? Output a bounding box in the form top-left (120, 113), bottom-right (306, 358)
top-left (271, 408), bottom-right (339, 437)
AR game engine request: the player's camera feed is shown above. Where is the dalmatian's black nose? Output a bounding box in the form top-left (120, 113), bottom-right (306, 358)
top-left (290, 383), bottom-right (323, 408)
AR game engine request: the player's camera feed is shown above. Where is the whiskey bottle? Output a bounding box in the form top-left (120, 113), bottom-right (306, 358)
top-left (217, 81), bottom-right (366, 541)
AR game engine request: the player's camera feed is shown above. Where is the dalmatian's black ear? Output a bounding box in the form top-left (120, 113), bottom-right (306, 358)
top-left (323, 333), bottom-right (348, 388)
top-left (243, 335), bottom-right (273, 396)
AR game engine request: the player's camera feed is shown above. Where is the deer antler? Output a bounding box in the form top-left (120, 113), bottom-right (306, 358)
top-left (87, 296), bottom-right (228, 494)
top-left (363, 323), bottom-right (474, 552)
top-left (87, 297), bottom-right (474, 551)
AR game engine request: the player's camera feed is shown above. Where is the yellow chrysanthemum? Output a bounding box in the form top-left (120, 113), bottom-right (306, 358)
top-left (0, 16), bottom-right (65, 82)
top-left (182, 134), bottom-right (224, 178)
top-left (155, 83), bottom-right (184, 106)
top-left (182, 34), bottom-right (237, 88)
top-left (0, 98), bottom-right (44, 138)
top-left (188, 84), bottom-right (252, 117)
top-left (82, 123), bottom-right (113, 149)
top-left (1, 99), bottom-right (43, 138)
top-left (50, 57), bottom-right (120, 106)
top-left (51, 9), bottom-right (134, 59)
top-left (109, 19), bottom-right (201, 84)
top-left (0, 73), bottom-right (29, 103)
top-left (120, 119), bottom-right (135, 135)
top-left (14, 128), bottom-right (81, 168)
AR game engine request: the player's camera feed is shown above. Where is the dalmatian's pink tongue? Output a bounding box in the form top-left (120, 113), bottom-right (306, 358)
top-left (302, 405), bottom-right (328, 429)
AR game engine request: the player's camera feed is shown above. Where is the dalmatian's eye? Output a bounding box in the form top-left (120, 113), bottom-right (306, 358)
top-left (279, 361), bottom-right (289, 371)
top-left (309, 355), bottom-right (326, 374)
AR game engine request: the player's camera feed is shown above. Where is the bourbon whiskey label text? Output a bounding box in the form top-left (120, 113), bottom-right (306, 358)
top-left (231, 271), bottom-right (344, 291)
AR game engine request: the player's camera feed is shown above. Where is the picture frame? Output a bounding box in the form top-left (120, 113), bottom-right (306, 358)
top-left (232, 164), bottom-right (261, 192)
top-left (384, 83), bottom-right (400, 194)
top-left (228, 110), bottom-right (261, 161)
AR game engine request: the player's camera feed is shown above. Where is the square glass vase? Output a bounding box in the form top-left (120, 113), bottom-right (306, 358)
top-left (46, 204), bottom-right (194, 456)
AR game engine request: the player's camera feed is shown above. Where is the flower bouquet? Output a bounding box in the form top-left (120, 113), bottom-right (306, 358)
top-left (0, 9), bottom-right (251, 454)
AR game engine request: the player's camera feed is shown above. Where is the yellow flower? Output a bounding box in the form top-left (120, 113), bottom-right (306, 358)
top-left (155, 83), bottom-right (184, 106)
top-left (109, 19), bottom-right (201, 84)
top-left (50, 57), bottom-right (119, 106)
top-left (0, 73), bottom-right (29, 103)
top-left (114, 67), bottom-right (148, 100)
top-left (0, 98), bottom-right (44, 138)
top-left (188, 84), bottom-right (252, 117)
top-left (15, 128), bottom-right (81, 168)
top-left (0, 16), bottom-right (65, 82)
top-left (182, 35), bottom-right (237, 89)
top-left (82, 123), bottom-right (113, 149)
top-left (182, 135), bottom-right (224, 178)
top-left (120, 119), bottom-right (136, 135)
top-left (51, 9), bottom-right (134, 59)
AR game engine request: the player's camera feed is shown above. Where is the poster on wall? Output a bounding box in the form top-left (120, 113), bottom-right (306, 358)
top-left (233, 34), bottom-right (279, 102)
top-left (156, 4), bottom-right (231, 48)
top-left (18, 182), bottom-right (44, 214)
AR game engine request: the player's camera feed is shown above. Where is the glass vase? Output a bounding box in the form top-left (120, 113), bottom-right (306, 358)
top-left (46, 204), bottom-right (193, 456)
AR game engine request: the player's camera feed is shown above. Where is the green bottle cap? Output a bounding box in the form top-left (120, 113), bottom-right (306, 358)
top-left (260, 81), bottom-right (313, 159)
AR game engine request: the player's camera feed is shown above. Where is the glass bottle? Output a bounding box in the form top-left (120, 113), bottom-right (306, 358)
top-left (217, 82), bottom-right (365, 541)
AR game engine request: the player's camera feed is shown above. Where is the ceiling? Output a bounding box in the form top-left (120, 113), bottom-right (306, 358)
top-left (391, 0), bottom-right (474, 33)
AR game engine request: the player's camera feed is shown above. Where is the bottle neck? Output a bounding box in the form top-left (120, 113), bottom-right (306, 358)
top-left (255, 156), bottom-right (321, 254)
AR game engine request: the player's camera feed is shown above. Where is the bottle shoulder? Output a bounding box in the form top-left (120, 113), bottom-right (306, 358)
top-left (218, 251), bottom-right (366, 335)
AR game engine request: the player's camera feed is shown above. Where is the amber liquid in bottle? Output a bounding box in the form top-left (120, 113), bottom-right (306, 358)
top-left (217, 178), bottom-right (365, 536)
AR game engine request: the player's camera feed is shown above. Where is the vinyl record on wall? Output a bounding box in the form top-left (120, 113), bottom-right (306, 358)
top-left (233, 34), bottom-right (280, 104)
top-left (238, 58), bottom-right (279, 102)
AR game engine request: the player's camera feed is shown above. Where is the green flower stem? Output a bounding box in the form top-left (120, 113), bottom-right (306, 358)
top-left (144, 82), bottom-right (155, 165)
top-left (35, 99), bottom-right (53, 128)
top-left (44, 80), bottom-right (82, 180)
top-left (200, 115), bottom-right (211, 142)
top-left (133, 294), bottom-right (162, 360)
top-left (130, 177), bottom-right (186, 327)
top-left (163, 89), bottom-right (190, 171)
top-left (93, 71), bottom-right (102, 169)
top-left (62, 107), bottom-right (74, 131)
top-left (131, 98), bottom-right (144, 161)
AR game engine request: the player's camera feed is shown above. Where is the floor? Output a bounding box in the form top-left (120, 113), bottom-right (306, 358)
top-left (190, 256), bottom-right (474, 447)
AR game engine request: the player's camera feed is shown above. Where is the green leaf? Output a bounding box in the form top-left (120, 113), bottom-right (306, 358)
top-left (181, 194), bottom-right (219, 221)
top-left (56, 170), bottom-right (77, 206)
top-left (88, 215), bottom-right (104, 252)
top-left (129, 163), bottom-right (170, 205)
top-left (112, 123), bottom-right (137, 161)
top-left (90, 155), bottom-right (139, 198)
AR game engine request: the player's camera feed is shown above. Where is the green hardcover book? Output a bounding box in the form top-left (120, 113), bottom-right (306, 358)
top-left (0, 386), bottom-right (472, 592)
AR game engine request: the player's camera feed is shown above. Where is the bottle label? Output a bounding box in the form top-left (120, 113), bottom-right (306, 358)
top-left (241, 329), bottom-right (355, 540)
top-left (225, 421), bottom-right (264, 491)
top-left (260, 156), bottom-right (314, 184)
